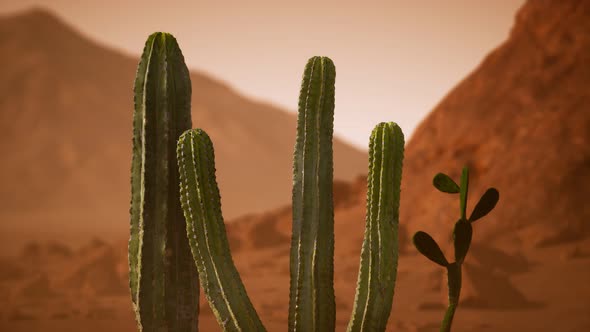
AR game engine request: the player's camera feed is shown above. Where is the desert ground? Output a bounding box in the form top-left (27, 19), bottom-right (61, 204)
top-left (1, 184), bottom-right (589, 331)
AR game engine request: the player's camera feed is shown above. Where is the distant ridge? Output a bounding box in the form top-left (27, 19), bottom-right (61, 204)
top-left (0, 7), bottom-right (367, 251)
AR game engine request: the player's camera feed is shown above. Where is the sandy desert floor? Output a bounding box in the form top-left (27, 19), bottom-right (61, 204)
top-left (1, 219), bottom-right (589, 332)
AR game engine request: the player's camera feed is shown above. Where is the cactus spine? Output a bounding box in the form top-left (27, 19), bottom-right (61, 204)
top-left (129, 32), bottom-right (199, 332)
top-left (413, 167), bottom-right (499, 332)
top-left (289, 56), bottom-right (336, 332)
top-left (347, 122), bottom-right (405, 332)
top-left (177, 129), bottom-right (266, 332)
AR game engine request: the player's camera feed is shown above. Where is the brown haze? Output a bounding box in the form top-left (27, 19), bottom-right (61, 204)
top-left (0, 8), bottom-right (367, 252)
top-left (1, 1), bottom-right (590, 331)
top-left (0, 0), bottom-right (525, 149)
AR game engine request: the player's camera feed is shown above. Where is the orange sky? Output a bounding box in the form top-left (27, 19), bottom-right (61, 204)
top-left (0, 0), bottom-right (524, 149)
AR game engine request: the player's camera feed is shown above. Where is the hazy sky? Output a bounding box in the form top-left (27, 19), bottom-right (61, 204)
top-left (1, 0), bottom-right (524, 149)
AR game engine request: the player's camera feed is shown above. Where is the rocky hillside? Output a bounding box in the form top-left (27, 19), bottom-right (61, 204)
top-left (400, 0), bottom-right (590, 250)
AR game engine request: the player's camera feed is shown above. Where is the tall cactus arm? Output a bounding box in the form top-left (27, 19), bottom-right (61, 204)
top-left (129, 32), bottom-right (199, 332)
top-left (177, 129), bottom-right (266, 332)
top-left (289, 56), bottom-right (336, 332)
top-left (347, 122), bottom-right (405, 332)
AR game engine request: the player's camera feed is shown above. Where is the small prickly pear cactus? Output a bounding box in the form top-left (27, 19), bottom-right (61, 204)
top-left (413, 167), bottom-right (500, 332)
top-left (129, 32), bottom-right (199, 332)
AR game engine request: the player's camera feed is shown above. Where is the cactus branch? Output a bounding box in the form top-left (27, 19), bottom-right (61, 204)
top-left (177, 129), bottom-right (266, 332)
top-left (459, 167), bottom-right (469, 221)
top-left (288, 56), bottom-right (337, 332)
top-left (347, 122), bottom-right (405, 332)
top-left (129, 32), bottom-right (199, 332)
top-left (440, 262), bottom-right (462, 332)
top-left (453, 220), bottom-right (472, 264)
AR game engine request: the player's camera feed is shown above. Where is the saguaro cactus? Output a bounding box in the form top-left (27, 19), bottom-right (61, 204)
top-left (289, 56), bottom-right (337, 332)
top-left (129, 32), bottom-right (199, 332)
top-left (413, 167), bottom-right (499, 332)
top-left (347, 122), bottom-right (405, 332)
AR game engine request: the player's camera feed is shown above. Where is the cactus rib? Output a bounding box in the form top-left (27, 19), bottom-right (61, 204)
top-left (347, 122), bottom-right (405, 332)
top-left (177, 129), bottom-right (266, 332)
top-left (289, 56), bottom-right (336, 332)
top-left (129, 32), bottom-right (199, 332)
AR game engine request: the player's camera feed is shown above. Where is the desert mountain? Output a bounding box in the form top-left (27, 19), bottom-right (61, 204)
top-left (399, 0), bottom-right (590, 250)
top-left (0, 8), bottom-right (367, 252)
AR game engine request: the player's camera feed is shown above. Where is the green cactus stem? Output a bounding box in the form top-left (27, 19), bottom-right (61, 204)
top-left (177, 129), bottom-right (266, 332)
top-left (288, 56), bottom-right (336, 332)
top-left (129, 32), bottom-right (199, 332)
top-left (347, 122), bottom-right (405, 332)
top-left (453, 220), bottom-right (472, 264)
top-left (413, 168), bottom-right (499, 332)
top-left (459, 167), bottom-right (469, 221)
top-left (441, 262), bottom-right (461, 332)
